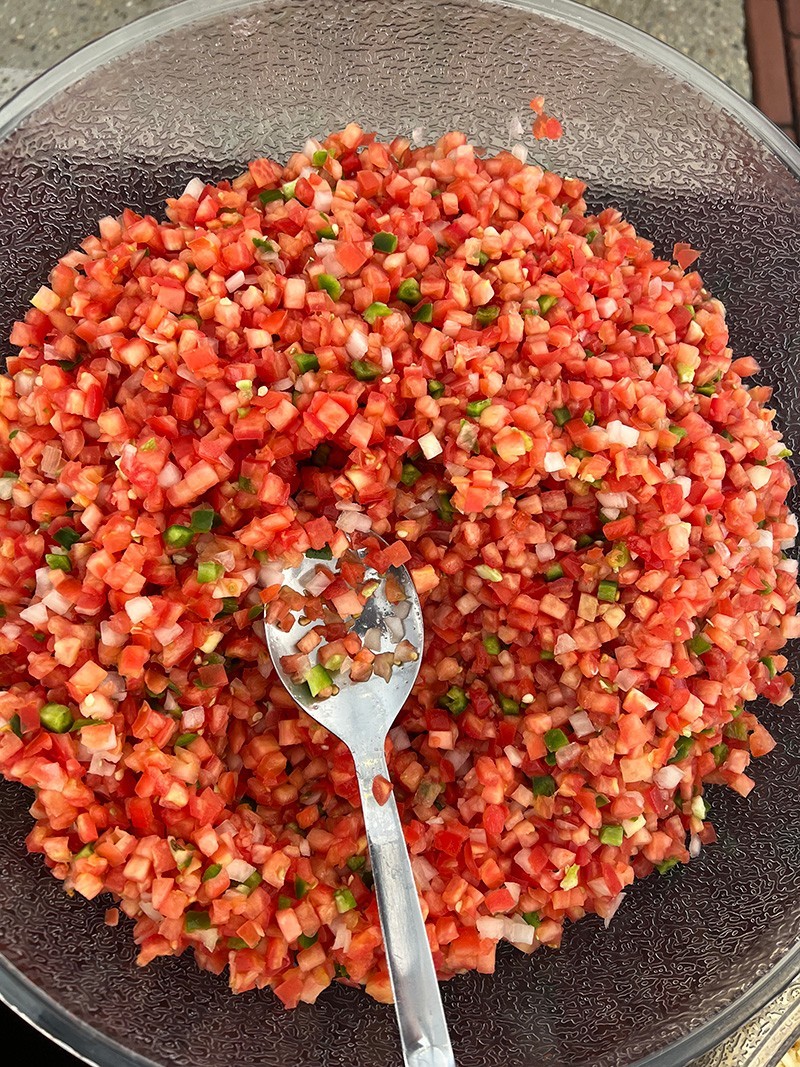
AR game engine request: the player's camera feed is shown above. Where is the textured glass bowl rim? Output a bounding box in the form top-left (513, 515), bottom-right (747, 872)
top-left (0, 1), bottom-right (799, 1065)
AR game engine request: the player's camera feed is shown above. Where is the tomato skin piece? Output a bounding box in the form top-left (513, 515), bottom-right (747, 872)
top-left (127, 797), bottom-right (161, 835)
top-left (602, 516), bottom-right (635, 540)
top-left (336, 242), bottom-right (370, 275)
top-left (371, 775), bottom-right (393, 806)
top-left (482, 804), bottom-right (507, 837)
top-left (166, 461), bottom-right (220, 506)
top-left (433, 824), bottom-right (470, 857)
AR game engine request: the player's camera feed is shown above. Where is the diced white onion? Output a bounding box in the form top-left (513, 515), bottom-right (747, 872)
top-left (504, 918), bottom-right (536, 945)
top-left (212, 550), bottom-right (236, 571)
top-left (511, 143), bottom-right (528, 164)
top-left (124, 597), bottom-right (153, 623)
top-left (336, 509), bottom-right (371, 533)
top-left (476, 916), bottom-right (505, 939)
top-left (654, 765), bottom-right (684, 790)
top-left (157, 462), bottom-right (181, 489)
top-left (346, 329), bottom-right (369, 360)
top-left (37, 567), bottom-right (56, 598)
top-left (389, 725), bottom-right (411, 752)
top-left (508, 115), bottom-right (524, 138)
top-left (20, 602), bottom-right (48, 626)
top-left (443, 747), bottom-right (471, 774)
top-left (42, 589), bottom-right (71, 616)
top-left (606, 420), bottom-right (640, 447)
top-left (534, 542), bottom-right (556, 562)
top-left (615, 668), bottom-right (638, 692)
top-left (154, 623), bottom-right (182, 645)
top-left (225, 270), bottom-right (246, 293)
top-left (313, 241), bottom-right (340, 260)
top-left (456, 592), bottom-right (480, 615)
top-left (713, 541), bottom-right (731, 563)
top-left (554, 633), bottom-right (577, 656)
top-left (88, 753), bottom-right (118, 777)
top-left (182, 707), bottom-right (205, 730)
top-left (332, 922), bottom-right (352, 952)
top-left (303, 570), bottom-right (332, 597)
top-left (14, 370), bottom-right (36, 396)
top-left (543, 451), bottom-right (566, 473)
top-left (603, 892), bottom-right (626, 928)
top-left (418, 431), bottom-right (442, 459)
top-left (102, 672), bottom-right (126, 699)
top-left (182, 177), bottom-right (205, 199)
top-left (193, 928), bottom-right (219, 952)
top-left (32, 571), bottom-right (52, 606)
top-left (363, 627), bottom-right (382, 652)
top-left (511, 784), bottom-right (534, 807)
top-left (596, 492), bottom-right (629, 509)
top-left (411, 854), bottom-right (437, 890)
top-left (41, 441), bottom-right (63, 477)
top-left (569, 710), bottom-right (594, 737)
top-left (456, 422), bottom-right (478, 453)
top-left (258, 561), bottom-right (284, 588)
top-left (555, 741), bottom-right (582, 768)
top-left (747, 465), bottom-right (771, 491)
top-left (622, 815), bottom-right (646, 838)
top-left (312, 186), bottom-right (333, 213)
top-left (100, 622), bottom-right (127, 647)
top-left (503, 745), bottom-right (523, 768)
top-left (227, 859), bottom-right (256, 883)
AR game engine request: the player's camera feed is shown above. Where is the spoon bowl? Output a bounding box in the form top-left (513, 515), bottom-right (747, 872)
top-left (265, 548), bottom-right (425, 742)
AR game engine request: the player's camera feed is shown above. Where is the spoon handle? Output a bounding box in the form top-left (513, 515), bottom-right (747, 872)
top-left (353, 747), bottom-right (456, 1067)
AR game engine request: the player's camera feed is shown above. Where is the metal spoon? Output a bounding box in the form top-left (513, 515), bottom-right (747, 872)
top-left (263, 545), bottom-right (455, 1067)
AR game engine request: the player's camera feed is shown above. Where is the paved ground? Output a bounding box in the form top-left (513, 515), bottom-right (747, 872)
top-left (0, 0), bottom-right (752, 108)
top-left (581, 0), bottom-right (751, 97)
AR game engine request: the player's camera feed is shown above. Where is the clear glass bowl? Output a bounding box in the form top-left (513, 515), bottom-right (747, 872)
top-left (1, 2), bottom-right (799, 1065)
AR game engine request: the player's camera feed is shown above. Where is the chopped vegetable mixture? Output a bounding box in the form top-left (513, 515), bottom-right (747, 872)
top-left (0, 123), bottom-right (797, 1007)
top-left (274, 534), bottom-right (418, 696)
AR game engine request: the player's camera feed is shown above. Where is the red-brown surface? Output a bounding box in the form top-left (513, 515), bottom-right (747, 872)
top-left (745, 0), bottom-right (800, 141)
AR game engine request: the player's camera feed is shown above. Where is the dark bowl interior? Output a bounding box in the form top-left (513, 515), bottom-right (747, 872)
top-left (0, 2), bottom-right (799, 1065)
